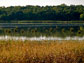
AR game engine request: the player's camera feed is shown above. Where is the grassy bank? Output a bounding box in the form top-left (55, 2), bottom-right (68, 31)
top-left (0, 40), bottom-right (84, 63)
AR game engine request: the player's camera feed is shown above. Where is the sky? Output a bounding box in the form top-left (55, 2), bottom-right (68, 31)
top-left (0, 0), bottom-right (84, 7)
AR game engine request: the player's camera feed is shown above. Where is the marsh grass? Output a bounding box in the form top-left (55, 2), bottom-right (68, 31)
top-left (0, 40), bottom-right (84, 63)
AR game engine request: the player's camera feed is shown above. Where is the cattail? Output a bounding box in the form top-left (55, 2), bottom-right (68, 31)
top-left (62, 28), bottom-right (65, 33)
top-left (20, 29), bottom-right (25, 34)
top-left (70, 27), bottom-right (74, 32)
top-left (14, 28), bottom-right (18, 33)
top-left (4, 29), bottom-right (11, 34)
top-left (56, 26), bottom-right (58, 29)
top-left (80, 26), bottom-right (83, 31)
top-left (78, 30), bottom-right (82, 34)
top-left (49, 27), bottom-right (52, 31)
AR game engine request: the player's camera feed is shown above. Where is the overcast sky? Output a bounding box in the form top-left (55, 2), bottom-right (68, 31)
top-left (0, 0), bottom-right (84, 7)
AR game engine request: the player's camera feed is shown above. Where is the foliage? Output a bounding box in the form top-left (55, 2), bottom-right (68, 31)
top-left (0, 4), bottom-right (83, 21)
top-left (80, 14), bottom-right (84, 20)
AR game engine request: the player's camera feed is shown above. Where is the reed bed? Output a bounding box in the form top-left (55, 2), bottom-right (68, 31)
top-left (0, 40), bottom-right (84, 63)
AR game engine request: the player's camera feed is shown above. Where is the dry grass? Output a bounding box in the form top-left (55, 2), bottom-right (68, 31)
top-left (0, 40), bottom-right (84, 63)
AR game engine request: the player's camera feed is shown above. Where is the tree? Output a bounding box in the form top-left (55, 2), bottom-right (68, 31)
top-left (0, 4), bottom-right (83, 21)
top-left (80, 14), bottom-right (84, 20)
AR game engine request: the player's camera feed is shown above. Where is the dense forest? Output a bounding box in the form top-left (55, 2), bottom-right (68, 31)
top-left (0, 4), bottom-right (84, 21)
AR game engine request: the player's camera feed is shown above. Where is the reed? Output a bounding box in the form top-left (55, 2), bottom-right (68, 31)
top-left (0, 40), bottom-right (84, 63)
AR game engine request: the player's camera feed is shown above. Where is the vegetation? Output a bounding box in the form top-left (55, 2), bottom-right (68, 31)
top-left (0, 4), bottom-right (84, 21)
top-left (0, 26), bottom-right (83, 37)
top-left (80, 14), bottom-right (84, 20)
top-left (0, 40), bottom-right (84, 63)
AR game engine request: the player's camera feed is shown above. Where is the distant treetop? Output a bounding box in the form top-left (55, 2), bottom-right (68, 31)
top-left (0, 4), bottom-right (83, 21)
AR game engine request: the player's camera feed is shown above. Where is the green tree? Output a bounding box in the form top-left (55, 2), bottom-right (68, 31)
top-left (80, 14), bottom-right (84, 20)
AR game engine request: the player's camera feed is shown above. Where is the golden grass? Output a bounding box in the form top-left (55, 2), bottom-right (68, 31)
top-left (0, 40), bottom-right (84, 63)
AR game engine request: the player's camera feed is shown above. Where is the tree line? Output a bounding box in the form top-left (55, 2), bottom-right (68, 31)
top-left (0, 4), bottom-right (84, 21)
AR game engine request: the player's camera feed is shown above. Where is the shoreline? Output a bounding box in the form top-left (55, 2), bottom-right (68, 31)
top-left (0, 35), bottom-right (84, 41)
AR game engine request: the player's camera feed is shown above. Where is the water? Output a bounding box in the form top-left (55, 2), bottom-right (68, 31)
top-left (0, 36), bottom-right (84, 41)
top-left (0, 23), bottom-right (84, 27)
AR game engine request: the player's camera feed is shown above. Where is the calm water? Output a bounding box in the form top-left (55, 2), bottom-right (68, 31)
top-left (0, 23), bottom-right (84, 27)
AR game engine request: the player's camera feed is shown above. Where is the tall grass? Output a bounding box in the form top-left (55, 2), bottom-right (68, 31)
top-left (0, 40), bottom-right (84, 63)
